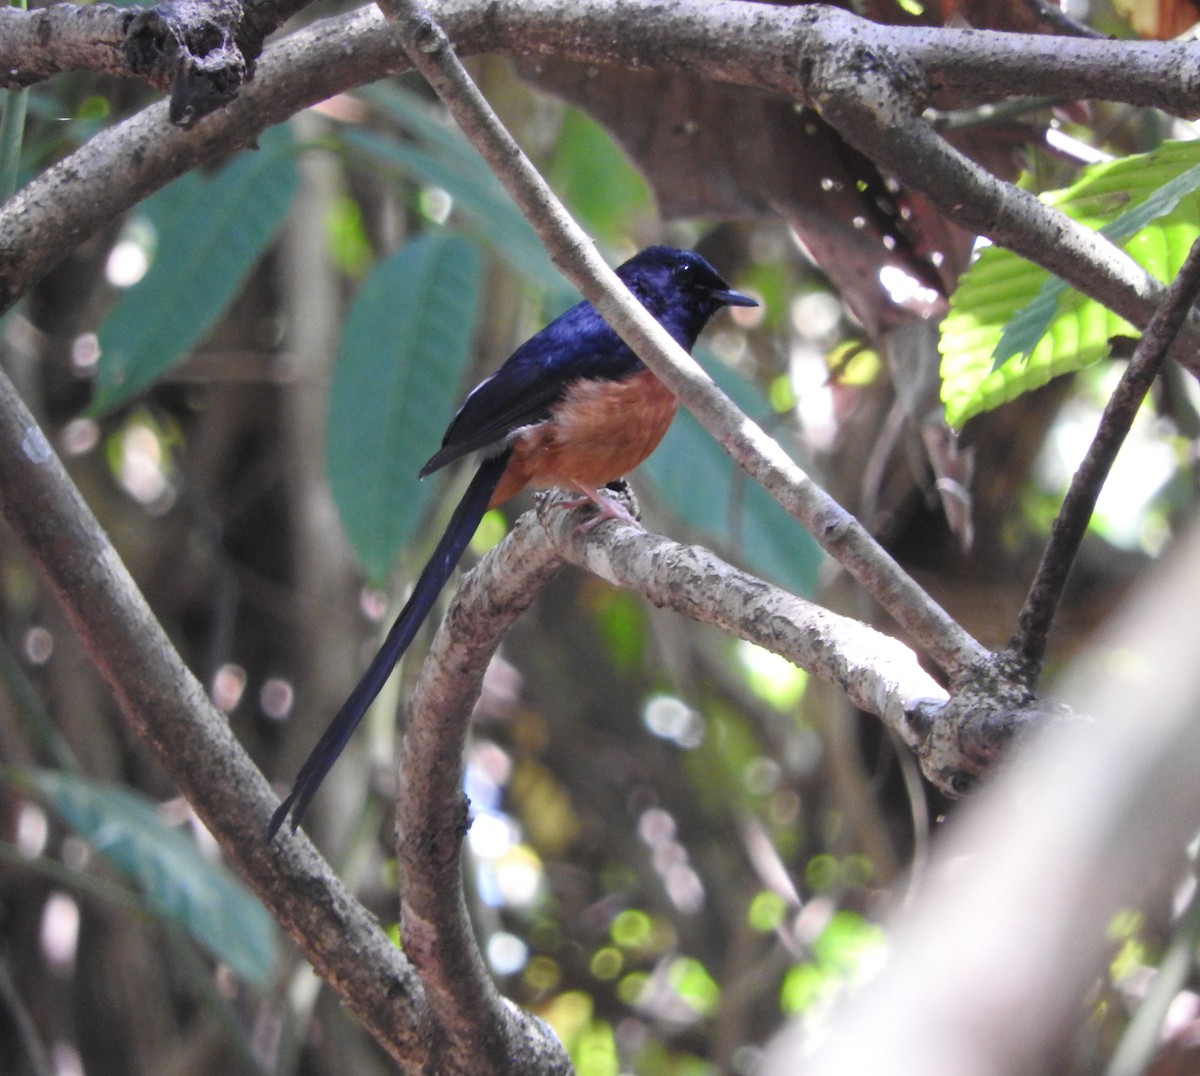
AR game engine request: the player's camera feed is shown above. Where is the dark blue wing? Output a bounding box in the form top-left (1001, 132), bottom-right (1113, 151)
top-left (420, 299), bottom-right (643, 476)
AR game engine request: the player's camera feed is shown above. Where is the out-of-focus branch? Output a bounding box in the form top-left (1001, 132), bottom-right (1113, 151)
top-left (765, 516), bottom-right (1200, 1076)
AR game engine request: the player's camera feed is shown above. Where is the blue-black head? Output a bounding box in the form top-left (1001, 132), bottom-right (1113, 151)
top-left (615, 245), bottom-right (758, 346)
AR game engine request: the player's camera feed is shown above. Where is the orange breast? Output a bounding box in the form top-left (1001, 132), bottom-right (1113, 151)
top-left (490, 368), bottom-right (678, 507)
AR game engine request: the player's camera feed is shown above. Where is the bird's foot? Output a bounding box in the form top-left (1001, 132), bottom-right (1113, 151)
top-left (561, 483), bottom-right (642, 532)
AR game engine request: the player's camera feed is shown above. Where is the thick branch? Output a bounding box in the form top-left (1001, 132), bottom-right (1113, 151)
top-left (395, 512), bottom-right (569, 1075)
top-left (6, 0), bottom-right (1200, 113)
top-left (0, 364), bottom-right (442, 1070)
top-left (535, 493), bottom-right (948, 759)
top-left (2, 0), bottom-right (1199, 347)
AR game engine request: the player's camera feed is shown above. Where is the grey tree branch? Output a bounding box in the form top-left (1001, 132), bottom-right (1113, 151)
top-left (395, 511), bottom-right (570, 1074)
top-left (765, 516), bottom-right (1200, 1076)
top-left (380, 0), bottom-right (991, 684)
top-left (534, 493), bottom-right (949, 765)
top-left (2, 0), bottom-right (1194, 678)
top-left (6, 0), bottom-right (1200, 111)
top-left (2, 0), bottom-right (1199, 347)
top-left (388, 485), bottom-right (952, 1069)
top-left (0, 367), bottom-right (445, 1069)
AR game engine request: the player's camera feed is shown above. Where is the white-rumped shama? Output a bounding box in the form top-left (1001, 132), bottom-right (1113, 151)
top-left (269, 246), bottom-right (757, 837)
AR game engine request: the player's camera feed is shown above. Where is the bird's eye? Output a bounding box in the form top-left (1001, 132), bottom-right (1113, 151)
top-left (673, 260), bottom-right (695, 282)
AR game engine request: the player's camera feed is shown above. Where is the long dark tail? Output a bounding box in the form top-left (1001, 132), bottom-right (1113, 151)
top-left (267, 449), bottom-right (512, 839)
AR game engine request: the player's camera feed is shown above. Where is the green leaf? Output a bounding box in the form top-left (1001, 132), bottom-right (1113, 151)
top-left (347, 85), bottom-right (567, 297)
top-left (547, 108), bottom-right (652, 243)
top-left (20, 767), bottom-right (277, 987)
top-left (644, 355), bottom-right (823, 597)
top-left (941, 140), bottom-right (1200, 428)
top-left (327, 232), bottom-right (483, 582)
top-left (93, 124), bottom-right (300, 414)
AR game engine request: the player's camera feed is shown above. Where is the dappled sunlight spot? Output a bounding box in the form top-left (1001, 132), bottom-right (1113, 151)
top-left (878, 264), bottom-right (941, 309)
top-left (211, 663), bottom-right (247, 712)
top-left (616, 970), bottom-right (649, 1007)
top-left (470, 508), bottom-right (509, 556)
top-left (259, 677), bottom-right (294, 720)
top-left (664, 864), bottom-right (705, 914)
top-left (71, 333), bottom-right (100, 373)
top-left (358, 586), bottom-right (389, 622)
top-left (467, 810), bottom-right (515, 860)
top-left (780, 910), bottom-right (887, 1030)
top-left (22, 625), bottom-right (53, 665)
top-left (466, 740), bottom-right (513, 811)
top-left (15, 802), bottom-right (48, 857)
top-left (642, 694), bottom-right (704, 748)
top-left (667, 955), bottom-right (721, 1017)
top-left (574, 1019), bottom-right (618, 1076)
top-left (486, 931), bottom-right (528, 976)
top-left (748, 889), bottom-right (788, 932)
top-left (115, 417), bottom-right (176, 512)
top-left (494, 844), bottom-right (544, 908)
top-left (790, 344), bottom-right (837, 449)
top-left (418, 186), bottom-right (453, 224)
top-left (637, 807), bottom-right (675, 846)
top-left (589, 945), bottom-right (623, 981)
top-left (539, 989), bottom-right (594, 1045)
top-left (105, 225), bottom-right (153, 288)
top-left (61, 417), bottom-right (100, 457)
top-left (51, 1042), bottom-right (84, 1076)
top-left (40, 891), bottom-right (80, 973)
top-left (790, 289), bottom-right (842, 342)
top-left (736, 640), bottom-right (807, 710)
top-left (610, 908), bottom-right (653, 950)
top-left (524, 954), bottom-right (561, 994)
top-left (638, 808), bottom-right (705, 912)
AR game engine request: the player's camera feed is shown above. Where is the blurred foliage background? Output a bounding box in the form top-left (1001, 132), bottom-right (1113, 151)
top-left (2, 0), bottom-right (1200, 1072)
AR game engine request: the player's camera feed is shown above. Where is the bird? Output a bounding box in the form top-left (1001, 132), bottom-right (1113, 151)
top-left (268, 245), bottom-right (757, 838)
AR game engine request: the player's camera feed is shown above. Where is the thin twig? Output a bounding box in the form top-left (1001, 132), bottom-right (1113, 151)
top-left (1010, 237), bottom-right (1200, 679)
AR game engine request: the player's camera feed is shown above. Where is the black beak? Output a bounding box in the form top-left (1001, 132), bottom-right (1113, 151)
top-left (714, 287), bottom-right (758, 308)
